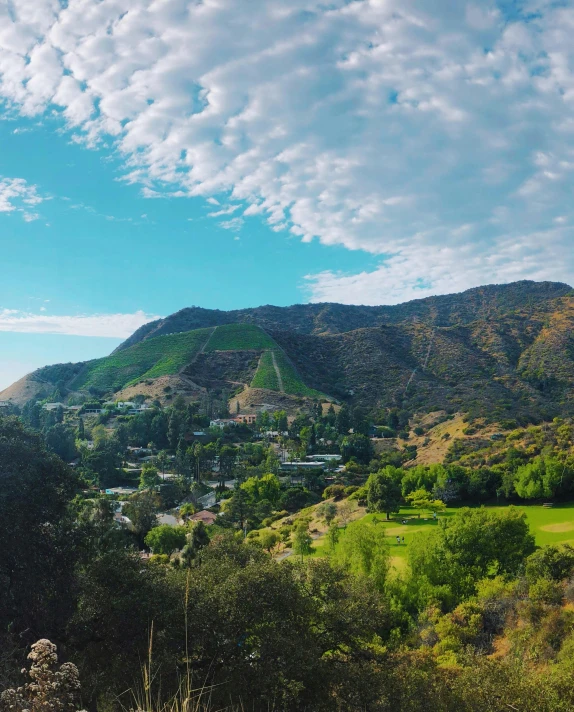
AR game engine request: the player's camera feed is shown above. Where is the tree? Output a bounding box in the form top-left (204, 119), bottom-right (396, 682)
top-left (367, 470), bottom-right (402, 520)
top-left (525, 544), bottom-right (574, 583)
top-left (241, 473), bottom-right (281, 506)
top-left (317, 501), bottom-right (337, 525)
top-left (292, 520), bottom-right (313, 559)
top-left (140, 463), bottom-right (159, 490)
top-left (179, 520), bottom-right (210, 566)
top-left (144, 524), bottom-right (187, 555)
top-left (335, 404), bottom-right (351, 435)
top-left (0, 418), bottom-right (80, 643)
top-left (340, 433), bottom-right (373, 464)
top-left (338, 500), bottom-right (353, 528)
top-left (227, 485), bottom-right (253, 530)
top-left (409, 507), bottom-right (536, 603)
top-left (156, 450), bottom-right (170, 476)
top-left (123, 490), bottom-right (161, 545)
top-left (77, 416), bottom-right (85, 440)
top-left (44, 423), bottom-right (78, 462)
top-left (335, 519), bottom-right (390, 591)
top-left (259, 530), bottom-right (280, 553)
top-left (406, 488), bottom-right (446, 516)
top-left (326, 521), bottom-right (340, 551)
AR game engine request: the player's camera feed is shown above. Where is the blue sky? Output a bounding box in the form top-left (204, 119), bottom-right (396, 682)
top-left (1, 0), bottom-right (574, 390)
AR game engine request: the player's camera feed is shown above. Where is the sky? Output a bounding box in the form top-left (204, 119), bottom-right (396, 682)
top-left (1, 0), bottom-right (574, 390)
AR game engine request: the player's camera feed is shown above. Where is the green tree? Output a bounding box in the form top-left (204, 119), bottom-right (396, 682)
top-left (179, 520), bottom-right (210, 566)
top-left (0, 417), bottom-right (80, 643)
top-left (335, 404), bottom-right (351, 435)
top-left (317, 501), bottom-right (337, 525)
top-left (406, 488), bottom-right (445, 515)
top-left (292, 520), bottom-right (313, 559)
top-left (123, 490), bottom-right (161, 545)
top-left (241, 473), bottom-right (281, 506)
top-left (156, 449), bottom-right (170, 476)
top-left (409, 507), bottom-right (535, 603)
top-left (367, 469), bottom-right (402, 520)
top-left (334, 519), bottom-right (390, 591)
top-left (340, 433), bottom-right (373, 464)
top-left (144, 524), bottom-right (187, 555)
top-left (227, 485), bottom-right (253, 530)
top-left (140, 463), bottom-right (159, 490)
top-left (259, 530), bottom-right (280, 552)
top-left (326, 521), bottom-right (340, 551)
top-left (44, 423), bottom-right (78, 462)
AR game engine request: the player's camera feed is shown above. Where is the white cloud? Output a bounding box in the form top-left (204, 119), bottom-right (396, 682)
top-left (1, 1), bottom-right (574, 300)
top-left (220, 217), bottom-right (244, 232)
top-left (0, 309), bottom-right (161, 337)
top-left (0, 177), bottom-right (45, 221)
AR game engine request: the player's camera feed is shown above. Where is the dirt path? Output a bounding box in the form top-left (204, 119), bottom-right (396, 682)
top-left (271, 350), bottom-right (285, 393)
top-left (201, 326), bottom-right (217, 353)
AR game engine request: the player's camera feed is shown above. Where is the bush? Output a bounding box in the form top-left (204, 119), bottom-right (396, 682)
top-left (323, 484), bottom-right (346, 501)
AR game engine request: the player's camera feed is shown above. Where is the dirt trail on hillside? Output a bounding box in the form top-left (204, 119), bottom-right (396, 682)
top-left (271, 350), bottom-right (285, 393)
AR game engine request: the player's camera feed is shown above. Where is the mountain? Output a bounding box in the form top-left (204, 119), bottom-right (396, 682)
top-left (3, 280), bottom-right (574, 420)
top-left (116, 280), bottom-right (571, 348)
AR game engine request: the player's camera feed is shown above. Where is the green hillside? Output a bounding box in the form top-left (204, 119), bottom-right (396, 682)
top-left (251, 348), bottom-right (325, 398)
top-left (251, 351), bottom-right (280, 390)
top-left (70, 328), bottom-right (214, 392)
top-left (204, 323), bottom-right (276, 351)
top-left (62, 322), bottom-right (321, 399)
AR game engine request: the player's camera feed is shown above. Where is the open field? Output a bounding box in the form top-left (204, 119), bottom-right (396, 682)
top-left (310, 503), bottom-right (574, 567)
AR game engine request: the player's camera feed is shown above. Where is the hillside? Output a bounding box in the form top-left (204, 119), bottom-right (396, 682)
top-left (3, 280), bottom-right (574, 420)
top-left (116, 280), bottom-right (571, 349)
top-left (1, 323), bottom-right (327, 407)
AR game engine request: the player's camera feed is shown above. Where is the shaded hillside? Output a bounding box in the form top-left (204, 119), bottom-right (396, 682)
top-left (117, 280), bottom-right (571, 350)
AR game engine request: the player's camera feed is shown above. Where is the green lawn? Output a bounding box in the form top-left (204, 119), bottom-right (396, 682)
top-left (311, 504), bottom-right (574, 567)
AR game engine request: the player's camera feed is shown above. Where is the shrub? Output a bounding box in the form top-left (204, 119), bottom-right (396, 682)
top-left (0, 639), bottom-right (82, 712)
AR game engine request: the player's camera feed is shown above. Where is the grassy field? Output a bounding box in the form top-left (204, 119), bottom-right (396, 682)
top-left (70, 328), bottom-right (214, 392)
top-left (311, 503), bottom-right (574, 570)
top-left (205, 324), bottom-right (276, 351)
top-left (251, 351), bottom-right (280, 390)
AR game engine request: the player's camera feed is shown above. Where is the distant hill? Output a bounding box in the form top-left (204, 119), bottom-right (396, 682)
top-left (116, 280), bottom-right (571, 349)
top-left (3, 280), bottom-right (574, 420)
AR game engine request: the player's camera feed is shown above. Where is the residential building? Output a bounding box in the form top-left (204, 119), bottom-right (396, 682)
top-left (210, 418), bottom-right (237, 429)
top-left (233, 414), bottom-right (257, 425)
top-left (190, 510), bottom-right (218, 526)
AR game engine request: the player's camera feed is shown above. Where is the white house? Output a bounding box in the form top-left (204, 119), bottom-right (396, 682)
top-left (210, 418), bottom-right (237, 429)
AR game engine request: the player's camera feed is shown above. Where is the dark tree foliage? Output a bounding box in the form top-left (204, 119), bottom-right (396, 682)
top-left (0, 417), bottom-right (80, 642)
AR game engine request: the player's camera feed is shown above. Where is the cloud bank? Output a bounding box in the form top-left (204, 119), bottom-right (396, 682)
top-left (1, 0), bottom-right (574, 302)
top-left (0, 309), bottom-right (161, 337)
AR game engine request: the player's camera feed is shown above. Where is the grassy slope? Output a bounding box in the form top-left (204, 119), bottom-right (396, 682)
top-left (250, 348), bottom-right (326, 398)
top-left (251, 351), bottom-right (279, 390)
top-left (205, 324), bottom-right (277, 351)
top-left (69, 322), bottom-right (322, 398)
top-left (70, 328), bottom-right (214, 393)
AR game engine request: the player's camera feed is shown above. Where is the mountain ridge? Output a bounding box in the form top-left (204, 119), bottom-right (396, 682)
top-left (3, 280), bottom-right (574, 420)
top-left (116, 280), bottom-right (572, 351)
